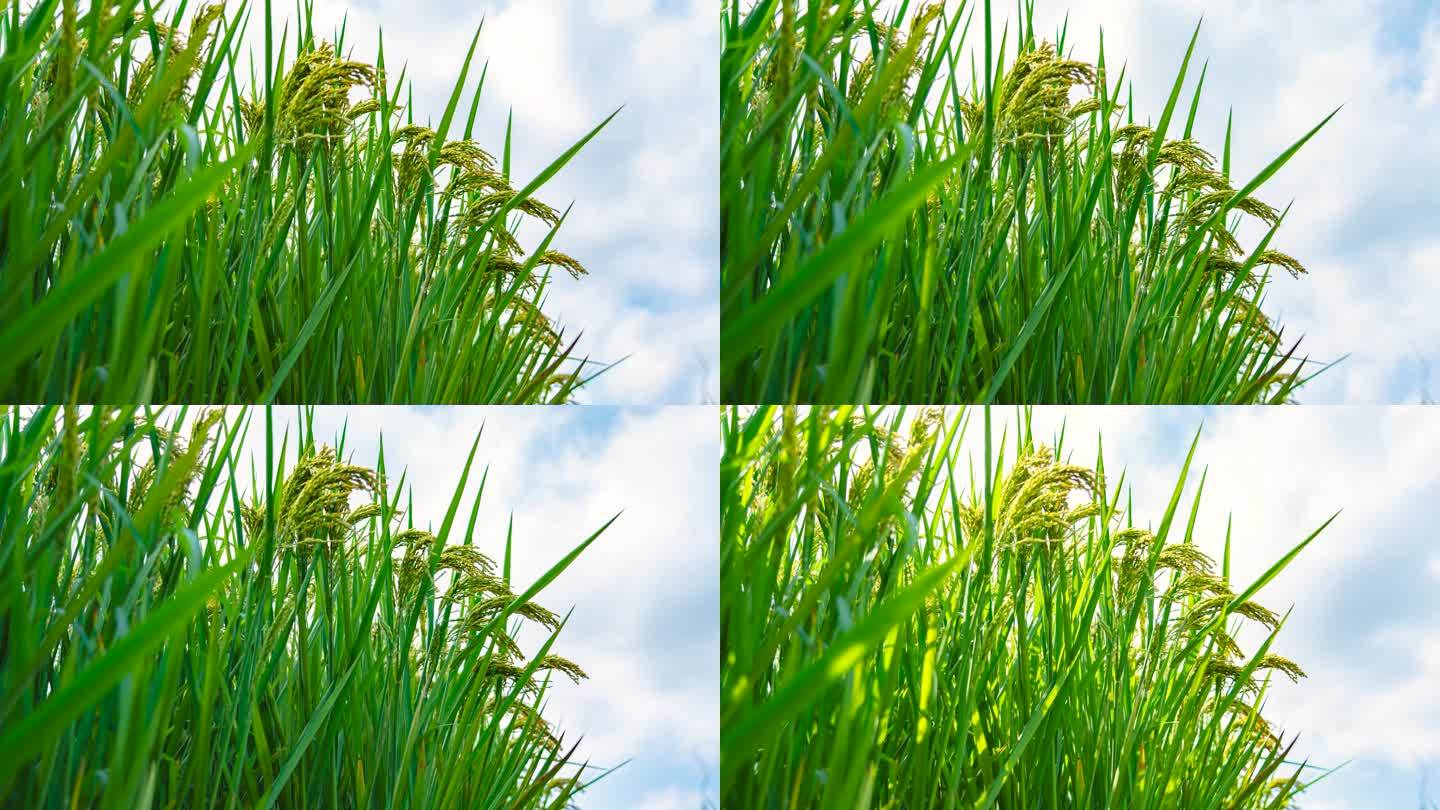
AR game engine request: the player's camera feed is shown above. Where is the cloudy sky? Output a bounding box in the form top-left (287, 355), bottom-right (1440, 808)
top-left (957, 406), bottom-right (1440, 808)
top-left (256, 0), bottom-right (716, 404)
top-left (1015, 0), bottom-right (1440, 403)
top-left (229, 406), bottom-right (718, 810)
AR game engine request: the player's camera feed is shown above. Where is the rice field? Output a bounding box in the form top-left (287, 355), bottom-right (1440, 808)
top-left (5, 0), bottom-right (1410, 807)
top-left (0, 1), bottom-right (613, 404)
top-left (721, 405), bottom-right (1331, 807)
top-left (720, 0), bottom-right (1337, 403)
top-left (0, 406), bottom-right (615, 807)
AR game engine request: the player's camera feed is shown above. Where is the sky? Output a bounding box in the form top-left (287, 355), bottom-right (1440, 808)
top-left (228, 406), bottom-right (718, 810)
top-left (1013, 0), bottom-right (1440, 403)
top-left (253, 0), bottom-right (718, 405)
top-left (953, 406), bottom-right (1440, 809)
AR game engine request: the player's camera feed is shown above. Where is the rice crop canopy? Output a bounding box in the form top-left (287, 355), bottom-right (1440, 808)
top-left (721, 405), bottom-right (1333, 806)
top-left (720, 0), bottom-right (1338, 403)
top-left (0, 406), bottom-right (617, 807)
top-left (0, 1), bottom-right (616, 403)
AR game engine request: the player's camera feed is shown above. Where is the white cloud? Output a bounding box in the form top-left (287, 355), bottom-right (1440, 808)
top-left (483, 0), bottom-right (594, 132)
top-left (593, 0), bottom-right (657, 27)
top-left (1298, 801), bottom-right (1354, 810)
top-left (473, 0), bottom-right (717, 404)
top-left (499, 408), bottom-right (720, 769)
top-left (631, 786), bottom-right (712, 810)
top-left (544, 284), bottom-right (719, 405)
top-left (1286, 625), bottom-right (1440, 766)
top-left (1418, 16), bottom-right (1440, 109)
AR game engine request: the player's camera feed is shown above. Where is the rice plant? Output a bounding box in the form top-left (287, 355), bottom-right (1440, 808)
top-left (0, 1), bottom-right (615, 403)
top-left (721, 0), bottom-right (1338, 403)
top-left (0, 405), bottom-right (617, 807)
top-left (721, 405), bottom-right (1332, 806)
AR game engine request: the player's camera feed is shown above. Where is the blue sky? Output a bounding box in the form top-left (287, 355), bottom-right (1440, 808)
top-left (231, 407), bottom-right (719, 810)
top-left (971, 406), bottom-right (1440, 809)
top-left (270, 0), bottom-right (716, 405)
